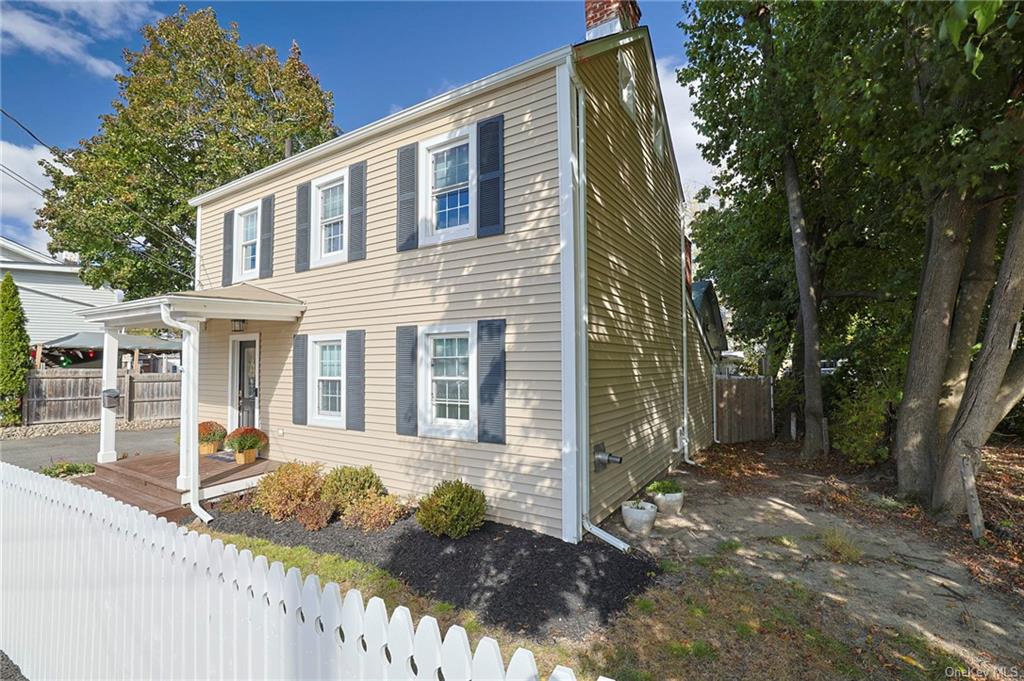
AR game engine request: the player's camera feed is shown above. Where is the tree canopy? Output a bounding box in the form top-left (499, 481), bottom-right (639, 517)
top-left (37, 7), bottom-right (338, 298)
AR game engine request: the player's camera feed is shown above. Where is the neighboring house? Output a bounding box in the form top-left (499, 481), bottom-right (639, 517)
top-left (0, 236), bottom-right (120, 346)
top-left (81, 0), bottom-right (718, 543)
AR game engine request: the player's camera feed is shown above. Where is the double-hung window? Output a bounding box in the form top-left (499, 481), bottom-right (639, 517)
top-left (311, 169), bottom-right (348, 268)
top-left (233, 200), bottom-right (261, 282)
top-left (418, 126), bottom-right (477, 246)
top-left (307, 333), bottom-right (345, 428)
top-left (417, 323), bottom-right (476, 440)
top-left (618, 50), bottom-right (637, 120)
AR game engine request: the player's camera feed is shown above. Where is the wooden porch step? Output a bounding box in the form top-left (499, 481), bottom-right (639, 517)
top-left (72, 475), bottom-right (191, 522)
top-left (93, 460), bottom-right (183, 505)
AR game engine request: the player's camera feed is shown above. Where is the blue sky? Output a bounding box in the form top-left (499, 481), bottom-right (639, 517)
top-left (1, 1), bottom-right (710, 252)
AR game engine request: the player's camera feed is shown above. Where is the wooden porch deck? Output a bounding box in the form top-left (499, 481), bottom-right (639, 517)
top-left (73, 452), bottom-right (277, 521)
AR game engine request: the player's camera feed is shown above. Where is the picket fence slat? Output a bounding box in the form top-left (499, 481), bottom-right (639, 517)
top-left (0, 462), bottom-right (608, 680)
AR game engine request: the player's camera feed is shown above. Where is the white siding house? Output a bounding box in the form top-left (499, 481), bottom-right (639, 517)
top-left (0, 236), bottom-right (120, 345)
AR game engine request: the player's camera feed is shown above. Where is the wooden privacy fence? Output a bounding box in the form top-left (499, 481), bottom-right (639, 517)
top-left (0, 463), bottom-right (609, 681)
top-left (715, 375), bottom-right (774, 443)
top-left (22, 368), bottom-right (180, 425)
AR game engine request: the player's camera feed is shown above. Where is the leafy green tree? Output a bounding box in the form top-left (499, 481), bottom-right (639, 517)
top-left (0, 273), bottom-right (31, 425)
top-left (37, 7), bottom-right (338, 299)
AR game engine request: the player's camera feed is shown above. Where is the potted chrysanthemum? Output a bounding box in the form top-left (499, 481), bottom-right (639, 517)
top-left (224, 427), bottom-right (268, 464)
top-left (197, 421), bottom-right (227, 455)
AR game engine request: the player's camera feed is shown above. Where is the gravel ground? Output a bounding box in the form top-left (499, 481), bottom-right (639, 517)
top-left (1, 650), bottom-right (27, 681)
top-left (211, 510), bottom-right (657, 639)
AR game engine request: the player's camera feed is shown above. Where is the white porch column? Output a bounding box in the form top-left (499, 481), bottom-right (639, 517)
top-left (97, 328), bottom-right (119, 463)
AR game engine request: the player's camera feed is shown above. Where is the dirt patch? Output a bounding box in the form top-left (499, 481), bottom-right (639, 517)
top-left (602, 445), bottom-right (1024, 677)
top-left (210, 510), bottom-right (657, 639)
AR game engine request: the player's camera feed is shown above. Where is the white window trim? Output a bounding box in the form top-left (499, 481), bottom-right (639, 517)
top-left (233, 200), bottom-right (262, 283)
top-left (417, 124), bottom-right (477, 247)
top-left (307, 332), bottom-right (346, 429)
top-left (417, 322), bottom-right (477, 441)
top-left (310, 168), bottom-right (349, 269)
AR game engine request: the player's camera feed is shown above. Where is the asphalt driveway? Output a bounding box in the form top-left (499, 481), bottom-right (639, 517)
top-left (0, 427), bottom-right (177, 472)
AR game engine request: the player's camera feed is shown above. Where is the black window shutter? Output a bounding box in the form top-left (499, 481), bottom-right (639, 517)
top-left (395, 325), bottom-right (418, 435)
top-left (348, 161), bottom-right (367, 261)
top-left (259, 195), bottom-right (274, 278)
top-left (292, 334), bottom-right (308, 425)
top-left (346, 329), bottom-right (365, 431)
top-left (295, 182), bottom-right (311, 273)
top-left (396, 144), bottom-right (418, 252)
top-left (477, 319), bottom-right (506, 444)
top-left (221, 210), bottom-right (234, 287)
top-left (477, 114), bottom-right (505, 238)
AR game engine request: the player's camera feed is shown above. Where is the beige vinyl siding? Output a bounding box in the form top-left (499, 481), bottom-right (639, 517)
top-left (686, 304), bottom-right (715, 452)
top-left (580, 40), bottom-right (688, 522)
top-left (194, 68), bottom-right (564, 536)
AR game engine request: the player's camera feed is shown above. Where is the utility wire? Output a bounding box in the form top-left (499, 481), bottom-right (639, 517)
top-left (1, 107), bottom-right (195, 255)
top-left (0, 165), bottom-right (191, 280)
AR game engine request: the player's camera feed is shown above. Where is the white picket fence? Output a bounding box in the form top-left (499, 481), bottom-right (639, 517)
top-left (0, 463), bottom-right (609, 681)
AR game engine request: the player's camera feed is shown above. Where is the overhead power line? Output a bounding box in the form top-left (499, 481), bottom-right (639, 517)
top-left (1, 106), bottom-right (195, 255)
top-left (1, 164), bottom-right (191, 280)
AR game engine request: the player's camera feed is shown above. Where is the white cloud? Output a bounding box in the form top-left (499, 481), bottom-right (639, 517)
top-left (1, 221), bottom-right (50, 253)
top-left (0, 2), bottom-right (156, 78)
top-left (0, 141), bottom-right (54, 226)
top-left (656, 57), bottom-right (717, 205)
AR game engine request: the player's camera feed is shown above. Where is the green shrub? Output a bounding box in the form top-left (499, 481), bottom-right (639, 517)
top-left (296, 499), bottom-right (334, 531)
top-left (0, 273), bottom-right (30, 426)
top-left (415, 480), bottom-right (486, 539)
top-left (646, 479), bottom-right (682, 495)
top-left (831, 377), bottom-right (899, 466)
top-left (41, 461), bottom-right (95, 478)
top-left (252, 461), bottom-right (324, 521)
top-left (321, 466), bottom-right (387, 516)
top-left (342, 493), bottom-right (407, 533)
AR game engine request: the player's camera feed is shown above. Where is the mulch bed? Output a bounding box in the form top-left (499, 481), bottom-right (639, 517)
top-left (210, 510), bottom-right (658, 639)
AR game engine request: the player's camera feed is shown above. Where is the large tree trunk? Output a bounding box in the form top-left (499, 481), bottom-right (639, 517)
top-left (782, 148), bottom-right (825, 459)
top-left (932, 171), bottom-right (1024, 518)
top-left (893, 189), bottom-right (973, 499)
top-left (936, 202), bottom-right (1002, 440)
top-left (989, 350), bottom-right (1024, 434)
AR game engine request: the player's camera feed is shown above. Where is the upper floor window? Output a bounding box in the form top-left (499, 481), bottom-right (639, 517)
top-left (307, 333), bottom-right (346, 428)
top-left (233, 200), bottom-right (261, 282)
top-left (653, 105), bottom-right (666, 160)
top-left (618, 50), bottom-right (637, 120)
top-left (418, 125), bottom-right (477, 246)
top-left (311, 169), bottom-right (348, 268)
top-left (417, 322), bottom-right (477, 440)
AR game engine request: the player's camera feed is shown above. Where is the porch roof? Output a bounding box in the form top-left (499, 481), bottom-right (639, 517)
top-left (78, 283), bottom-right (305, 327)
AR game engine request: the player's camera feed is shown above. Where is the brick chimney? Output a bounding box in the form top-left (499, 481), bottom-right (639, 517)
top-left (585, 0), bottom-right (641, 40)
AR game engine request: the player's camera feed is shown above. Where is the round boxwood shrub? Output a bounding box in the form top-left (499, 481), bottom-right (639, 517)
top-left (415, 480), bottom-right (486, 539)
top-left (321, 465), bottom-right (387, 516)
top-left (252, 461), bottom-right (324, 521)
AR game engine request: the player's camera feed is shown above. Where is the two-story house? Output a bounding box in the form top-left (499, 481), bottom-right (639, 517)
top-left (82, 0), bottom-right (717, 544)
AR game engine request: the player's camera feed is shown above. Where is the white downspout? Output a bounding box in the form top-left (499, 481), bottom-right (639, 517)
top-left (568, 63), bottom-right (630, 553)
top-left (160, 304), bottom-right (212, 523)
top-left (713, 369), bottom-right (720, 444)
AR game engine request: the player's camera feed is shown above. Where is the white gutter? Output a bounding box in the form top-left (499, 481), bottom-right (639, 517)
top-left (189, 45), bottom-right (572, 208)
top-left (160, 304), bottom-right (212, 523)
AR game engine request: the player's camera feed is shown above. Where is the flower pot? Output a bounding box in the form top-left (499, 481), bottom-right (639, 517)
top-left (621, 501), bottom-right (658, 536)
top-left (199, 441), bottom-right (222, 456)
top-left (652, 491), bottom-right (684, 515)
top-left (235, 448), bottom-right (258, 465)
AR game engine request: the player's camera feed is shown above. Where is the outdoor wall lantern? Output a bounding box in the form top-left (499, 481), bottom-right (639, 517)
top-left (231, 319), bottom-right (247, 333)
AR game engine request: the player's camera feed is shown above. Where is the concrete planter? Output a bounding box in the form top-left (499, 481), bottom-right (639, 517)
top-left (652, 491), bottom-right (684, 515)
top-left (621, 501), bottom-right (658, 535)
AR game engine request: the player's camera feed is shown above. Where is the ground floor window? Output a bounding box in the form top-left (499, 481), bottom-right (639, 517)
top-left (418, 323), bottom-right (476, 440)
top-left (308, 333), bottom-right (345, 428)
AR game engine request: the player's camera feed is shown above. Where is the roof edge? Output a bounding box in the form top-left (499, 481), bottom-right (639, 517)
top-left (188, 44), bottom-right (572, 208)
